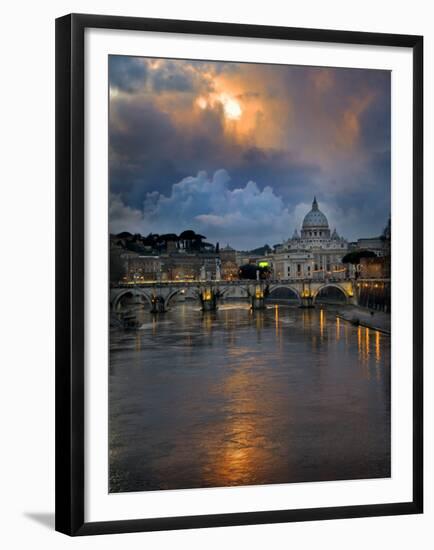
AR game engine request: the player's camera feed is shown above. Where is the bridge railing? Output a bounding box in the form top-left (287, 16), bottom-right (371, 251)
top-left (112, 275), bottom-right (354, 289)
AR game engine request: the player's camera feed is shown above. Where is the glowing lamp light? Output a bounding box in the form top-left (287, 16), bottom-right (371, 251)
top-left (255, 286), bottom-right (264, 299)
top-left (203, 290), bottom-right (212, 301)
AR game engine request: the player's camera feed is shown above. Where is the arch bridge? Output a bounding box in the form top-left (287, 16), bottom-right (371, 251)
top-left (110, 278), bottom-right (356, 313)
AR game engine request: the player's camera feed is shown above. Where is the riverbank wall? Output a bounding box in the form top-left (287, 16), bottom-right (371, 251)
top-left (337, 305), bottom-right (390, 334)
top-left (356, 279), bottom-right (390, 313)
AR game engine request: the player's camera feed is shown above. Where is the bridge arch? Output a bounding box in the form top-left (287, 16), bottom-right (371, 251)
top-left (164, 289), bottom-right (188, 309)
top-left (111, 288), bottom-right (153, 311)
top-left (313, 283), bottom-right (348, 304)
top-left (220, 285), bottom-right (249, 299)
top-left (267, 285), bottom-right (302, 303)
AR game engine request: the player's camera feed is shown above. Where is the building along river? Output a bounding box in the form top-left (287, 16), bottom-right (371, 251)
top-left (109, 300), bottom-right (390, 493)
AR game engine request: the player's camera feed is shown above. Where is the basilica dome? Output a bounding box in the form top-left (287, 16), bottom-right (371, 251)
top-left (302, 197), bottom-right (329, 229)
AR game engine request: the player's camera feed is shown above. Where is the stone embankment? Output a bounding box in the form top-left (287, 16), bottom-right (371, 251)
top-left (337, 305), bottom-right (390, 334)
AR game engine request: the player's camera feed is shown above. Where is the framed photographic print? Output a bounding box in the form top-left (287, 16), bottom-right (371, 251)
top-left (55, 13), bottom-right (423, 536)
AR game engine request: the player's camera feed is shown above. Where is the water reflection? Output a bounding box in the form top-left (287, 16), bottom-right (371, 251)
top-left (319, 309), bottom-right (325, 342)
top-left (109, 301), bottom-right (390, 493)
top-left (376, 331), bottom-right (381, 364)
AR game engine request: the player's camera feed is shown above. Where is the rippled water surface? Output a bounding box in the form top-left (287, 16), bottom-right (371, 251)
top-left (109, 302), bottom-right (390, 492)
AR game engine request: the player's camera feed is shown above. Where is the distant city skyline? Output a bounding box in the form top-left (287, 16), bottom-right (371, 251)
top-left (109, 56), bottom-right (391, 249)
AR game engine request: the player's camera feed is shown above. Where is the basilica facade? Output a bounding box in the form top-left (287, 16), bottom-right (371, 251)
top-left (271, 197), bottom-right (349, 280)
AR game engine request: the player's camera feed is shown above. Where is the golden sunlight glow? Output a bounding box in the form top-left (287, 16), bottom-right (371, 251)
top-left (196, 96), bottom-right (207, 109)
top-left (219, 94), bottom-right (242, 120)
top-left (196, 92), bottom-right (242, 121)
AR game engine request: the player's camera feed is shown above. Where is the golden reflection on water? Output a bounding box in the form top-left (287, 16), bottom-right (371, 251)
top-left (356, 324), bottom-right (385, 380)
top-left (357, 326), bottom-right (362, 360)
top-left (319, 309), bottom-right (325, 342)
top-left (202, 349), bottom-right (277, 487)
top-left (302, 308), bottom-right (311, 330)
top-left (199, 308), bottom-right (388, 488)
top-left (274, 305), bottom-right (282, 349)
top-left (135, 332), bottom-right (141, 352)
top-left (375, 331), bottom-right (381, 364)
top-left (255, 311), bottom-right (264, 342)
top-left (112, 303), bottom-right (390, 492)
top-left (364, 327), bottom-right (371, 379)
top-left (375, 331), bottom-right (381, 380)
top-left (202, 312), bottom-right (213, 333)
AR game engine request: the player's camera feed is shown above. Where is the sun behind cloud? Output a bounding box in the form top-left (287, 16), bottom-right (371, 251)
top-left (219, 94), bottom-right (242, 120)
top-left (109, 56), bottom-right (391, 242)
top-left (196, 92), bottom-right (243, 121)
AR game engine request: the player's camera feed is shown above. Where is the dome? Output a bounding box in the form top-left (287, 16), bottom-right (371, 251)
top-left (302, 197), bottom-right (329, 229)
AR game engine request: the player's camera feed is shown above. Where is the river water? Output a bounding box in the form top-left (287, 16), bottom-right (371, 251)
top-left (109, 302), bottom-right (390, 493)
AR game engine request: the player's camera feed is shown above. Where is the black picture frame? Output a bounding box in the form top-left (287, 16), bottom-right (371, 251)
top-left (55, 13), bottom-right (423, 536)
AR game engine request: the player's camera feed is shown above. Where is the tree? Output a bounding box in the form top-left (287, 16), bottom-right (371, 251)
top-left (342, 250), bottom-right (377, 264)
top-left (342, 249), bottom-right (377, 279)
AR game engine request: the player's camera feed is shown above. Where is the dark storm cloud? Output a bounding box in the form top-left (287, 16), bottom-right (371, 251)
top-left (109, 94), bottom-right (227, 202)
top-left (108, 57), bottom-right (390, 245)
top-left (110, 95), bottom-right (321, 211)
top-left (109, 56), bottom-right (148, 93)
top-left (109, 56), bottom-right (215, 95)
top-left (151, 60), bottom-right (212, 92)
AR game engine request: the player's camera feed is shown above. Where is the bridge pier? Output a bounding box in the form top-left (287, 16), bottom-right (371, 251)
top-left (299, 282), bottom-right (314, 308)
top-left (299, 296), bottom-right (314, 308)
top-left (251, 296), bottom-right (265, 309)
top-left (150, 295), bottom-right (166, 314)
top-left (250, 284), bottom-right (266, 310)
top-left (110, 279), bottom-right (358, 312)
top-left (200, 287), bottom-right (219, 311)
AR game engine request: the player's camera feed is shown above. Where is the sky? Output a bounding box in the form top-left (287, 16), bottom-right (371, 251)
top-left (109, 55), bottom-right (390, 250)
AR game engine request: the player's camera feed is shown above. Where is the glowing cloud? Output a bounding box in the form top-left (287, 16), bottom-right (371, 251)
top-left (219, 94), bottom-right (242, 120)
top-left (109, 56), bottom-right (391, 244)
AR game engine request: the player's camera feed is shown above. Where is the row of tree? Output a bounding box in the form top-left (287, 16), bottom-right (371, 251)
top-left (112, 230), bottom-right (214, 253)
